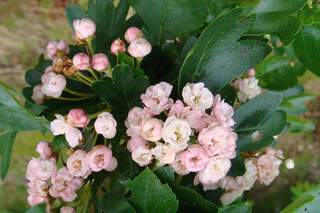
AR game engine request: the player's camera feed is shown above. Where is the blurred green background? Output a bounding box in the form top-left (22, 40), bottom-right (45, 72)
top-left (1, 0), bottom-right (320, 212)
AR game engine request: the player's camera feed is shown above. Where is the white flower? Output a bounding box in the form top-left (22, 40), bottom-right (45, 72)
top-left (197, 157), bottom-right (231, 186)
top-left (151, 143), bottom-right (176, 165)
top-left (41, 72), bottom-right (67, 97)
top-left (182, 82), bottom-right (213, 111)
top-left (125, 107), bottom-right (152, 137)
top-left (235, 77), bottom-right (261, 103)
top-left (94, 112), bottom-right (117, 139)
top-left (162, 116), bottom-right (191, 151)
top-left (140, 118), bottom-right (163, 142)
top-left (285, 158), bottom-right (295, 169)
top-left (170, 152), bottom-right (190, 176)
top-left (132, 146), bottom-right (153, 167)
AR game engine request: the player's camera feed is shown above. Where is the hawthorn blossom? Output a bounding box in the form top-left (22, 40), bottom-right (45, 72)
top-left (125, 107), bottom-right (152, 137)
top-left (182, 82), bottom-right (213, 111)
top-left (180, 144), bottom-right (209, 172)
top-left (49, 167), bottom-right (83, 202)
top-left (60, 207), bottom-right (76, 213)
top-left (125, 27), bottom-right (143, 43)
top-left (91, 53), bottom-right (110, 71)
top-left (87, 145), bottom-right (117, 172)
top-left (132, 146), bottom-right (153, 167)
top-left (234, 77), bottom-right (261, 103)
top-left (73, 18), bottom-right (96, 40)
top-left (67, 109), bottom-right (89, 128)
top-left (127, 136), bottom-right (148, 153)
top-left (36, 141), bottom-right (53, 160)
top-left (111, 39), bottom-right (126, 55)
top-left (128, 38), bottom-right (152, 58)
top-left (151, 143), bottom-right (176, 165)
top-left (170, 152), bottom-right (190, 176)
top-left (46, 40), bottom-right (69, 59)
top-left (31, 84), bottom-right (45, 104)
top-left (94, 112), bottom-right (117, 139)
top-left (140, 118), bottom-right (163, 142)
top-left (41, 71), bottom-right (66, 97)
top-left (141, 82), bottom-right (173, 115)
top-left (73, 53), bottom-right (90, 70)
top-left (67, 150), bottom-right (91, 178)
top-left (162, 116), bottom-right (191, 152)
top-left (211, 95), bottom-right (235, 128)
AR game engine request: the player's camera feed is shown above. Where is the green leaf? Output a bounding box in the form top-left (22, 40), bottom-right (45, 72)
top-left (178, 9), bottom-right (270, 93)
top-left (129, 0), bottom-right (208, 43)
top-left (174, 186), bottom-right (217, 212)
top-left (0, 105), bottom-right (49, 132)
top-left (97, 176), bottom-right (136, 213)
top-left (234, 92), bottom-right (284, 132)
top-left (0, 81), bottom-right (20, 107)
top-left (281, 185), bottom-right (320, 213)
top-left (25, 203), bottom-right (46, 213)
top-left (249, 0), bottom-right (307, 44)
top-left (256, 56), bottom-right (305, 90)
top-left (51, 135), bottom-right (68, 153)
top-left (127, 168), bottom-right (178, 213)
top-left (0, 131), bottom-right (17, 180)
top-left (286, 115), bottom-right (315, 133)
top-left (280, 93), bottom-right (315, 115)
top-left (237, 110), bottom-right (286, 151)
top-left (66, 3), bottom-right (87, 26)
top-left (154, 166), bottom-right (175, 186)
top-left (92, 64), bottom-right (149, 119)
top-left (218, 202), bottom-right (251, 213)
top-left (293, 23), bottom-right (320, 76)
top-left (228, 152), bottom-right (245, 177)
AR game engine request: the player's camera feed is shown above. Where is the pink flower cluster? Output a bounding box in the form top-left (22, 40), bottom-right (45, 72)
top-left (26, 141), bottom-right (118, 208)
top-left (110, 27), bottom-right (152, 58)
top-left (32, 66), bottom-right (67, 104)
top-left (125, 82), bottom-right (238, 187)
top-left (200, 148), bottom-right (283, 205)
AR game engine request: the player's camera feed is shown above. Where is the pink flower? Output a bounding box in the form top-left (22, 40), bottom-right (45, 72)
top-left (91, 53), bottom-right (110, 71)
top-left (140, 118), bottom-right (163, 142)
top-left (168, 100), bottom-right (188, 117)
top-left (235, 77), bottom-right (261, 103)
top-left (170, 152), bottom-right (189, 176)
top-left (127, 136), bottom-right (148, 153)
top-left (125, 107), bottom-right (152, 136)
top-left (180, 145), bottom-right (209, 172)
top-left (151, 143), bottom-right (176, 165)
top-left (60, 207), bottom-right (76, 213)
top-left (41, 72), bottom-right (66, 97)
top-left (87, 145), bottom-right (116, 172)
top-left (162, 116), bottom-right (191, 152)
top-left (128, 38), bottom-right (152, 58)
top-left (49, 167), bottom-right (83, 202)
top-left (50, 114), bottom-right (83, 148)
top-left (196, 157), bottom-right (231, 186)
top-left (27, 194), bottom-right (48, 206)
top-left (132, 146), bottom-right (153, 167)
top-left (211, 95), bottom-right (235, 128)
top-left (110, 39), bottom-right (126, 55)
top-left (198, 124), bottom-right (237, 159)
top-left (182, 82), bottom-right (213, 111)
top-left (94, 112), bottom-right (117, 139)
top-left (73, 18), bottom-right (96, 40)
top-left (256, 148), bottom-right (283, 185)
top-left (67, 109), bottom-right (89, 128)
top-left (36, 141), bottom-right (53, 160)
top-left (26, 158), bottom-right (56, 181)
top-left (31, 84), bottom-right (45, 104)
top-left (125, 27), bottom-right (143, 43)
top-left (46, 40), bottom-right (69, 59)
top-left (73, 53), bottom-right (90, 70)
top-left (185, 109), bottom-right (209, 132)
top-left (141, 82), bottom-right (173, 115)
top-left (67, 150), bottom-right (91, 178)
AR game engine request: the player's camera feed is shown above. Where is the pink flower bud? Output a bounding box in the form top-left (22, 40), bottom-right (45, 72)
top-left (73, 53), bottom-right (90, 70)
top-left (104, 157), bottom-right (118, 172)
top-left (31, 84), bottom-right (45, 104)
top-left (36, 141), bottom-right (53, 159)
top-left (87, 145), bottom-right (116, 172)
top-left (125, 27), bottom-right (143, 43)
top-left (128, 38), bottom-right (152, 58)
top-left (91, 53), bottom-right (110, 71)
top-left (60, 207), bottom-right (76, 213)
top-left (67, 109), bottom-right (89, 128)
top-left (110, 39), bottom-right (126, 55)
top-left (67, 150), bottom-right (91, 178)
top-left (73, 18), bottom-right (96, 40)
